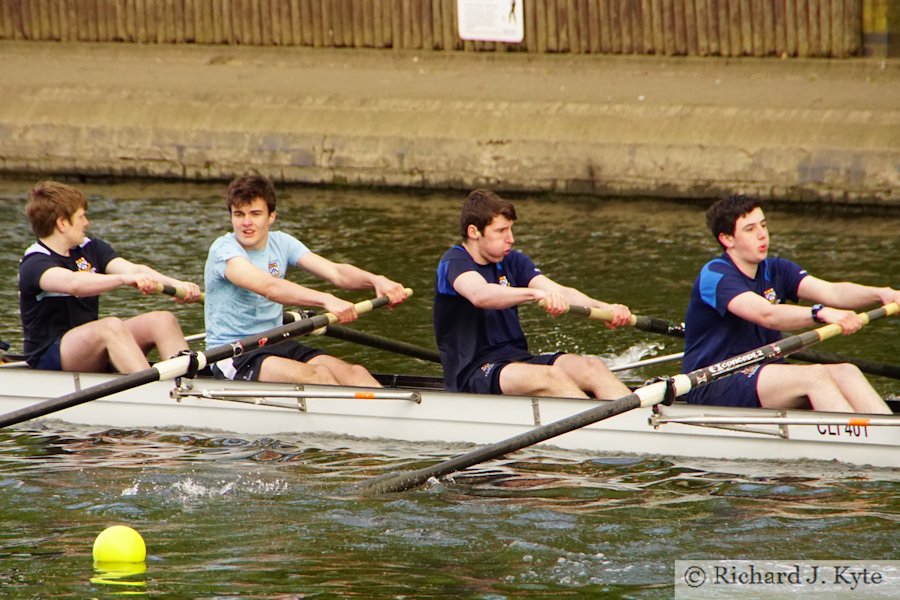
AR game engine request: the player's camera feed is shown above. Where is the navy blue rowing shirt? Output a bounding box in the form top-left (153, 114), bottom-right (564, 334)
top-left (682, 253), bottom-right (808, 402)
top-left (18, 237), bottom-right (118, 366)
top-left (433, 245), bottom-right (541, 392)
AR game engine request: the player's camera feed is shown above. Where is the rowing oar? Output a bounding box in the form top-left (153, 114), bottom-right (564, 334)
top-left (284, 311), bottom-right (442, 364)
top-left (0, 290), bottom-right (410, 429)
top-left (789, 349), bottom-right (900, 381)
top-left (155, 283), bottom-right (205, 302)
top-left (353, 302), bottom-right (898, 495)
top-left (539, 300), bottom-right (685, 336)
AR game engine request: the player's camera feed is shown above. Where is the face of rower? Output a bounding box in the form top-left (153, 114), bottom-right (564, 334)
top-left (59, 208), bottom-right (89, 248)
top-left (231, 197), bottom-right (275, 251)
top-left (720, 206), bottom-right (769, 267)
top-left (468, 214), bottom-right (515, 264)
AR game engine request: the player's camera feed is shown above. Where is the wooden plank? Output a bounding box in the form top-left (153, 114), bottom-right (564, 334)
top-left (411, 0), bottom-right (422, 48)
top-left (360, 0), bottom-right (373, 47)
top-left (609, 0), bottom-right (622, 53)
top-left (422, 0), bottom-right (435, 49)
top-left (330, 0), bottom-right (343, 46)
top-left (808, 0), bottom-right (820, 56)
top-left (620, 0), bottom-right (633, 54)
top-left (830, 0), bottom-right (843, 57)
top-left (640, 0), bottom-right (653, 53)
top-left (674, 0), bottom-right (689, 55)
top-left (818, 0), bottom-right (831, 56)
top-left (737, 0), bottom-right (750, 54)
top-left (309, 0), bottom-right (322, 46)
top-left (555, 0), bottom-right (568, 52)
top-left (773, 0), bottom-right (785, 55)
top-left (750, 0), bottom-right (763, 55)
top-left (694, 0), bottom-right (708, 55)
top-left (650, 0), bottom-right (663, 54)
top-left (845, 0), bottom-right (860, 55)
top-left (784, 0), bottom-right (797, 55)
top-left (819, 0), bottom-right (840, 56)
top-left (56, 0), bottom-right (70, 41)
top-left (796, 0), bottom-right (809, 56)
top-left (585, 0), bottom-right (599, 53)
top-left (597, 0), bottom-right (610, 53)
top-left (430, 0), bottom-right (443, 50)
top-left (724, 0), bottom-right (738, 56)
top-left (628, 0), bottom-right (642, 54)
top-left (688, 0), bottom-right (701, 56)
top-left (171, 0), bottom-right (184, 43)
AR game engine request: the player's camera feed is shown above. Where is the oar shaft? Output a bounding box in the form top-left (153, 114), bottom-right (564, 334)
top-left (283, 312), bottom-right (442, 363)
top-left (355, 302), bottom-right (897, 495)
top-left (789, 349), bottom-right (900, 380)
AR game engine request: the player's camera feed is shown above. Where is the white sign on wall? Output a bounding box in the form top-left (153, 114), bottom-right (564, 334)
top-left (457, 0), bottom-right (524, 43)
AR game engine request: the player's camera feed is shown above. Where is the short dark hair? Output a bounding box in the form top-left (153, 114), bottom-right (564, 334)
top-left (226, 175), bottom-right (277, 213)
top-left (26, 181), bottom-right (88, 238)
top-left (706, 194), bottom-right (762, 249)
top-left (459, 189), bottom-right (517, 239)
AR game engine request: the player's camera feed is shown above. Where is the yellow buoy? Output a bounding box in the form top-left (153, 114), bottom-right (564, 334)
top-left (92, 525), bottom-right (147, 564)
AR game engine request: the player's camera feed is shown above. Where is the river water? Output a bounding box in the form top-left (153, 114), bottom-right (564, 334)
top-left (0, 179), bottom-right (897, 597)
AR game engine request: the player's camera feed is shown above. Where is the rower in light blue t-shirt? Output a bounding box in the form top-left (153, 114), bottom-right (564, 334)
top-left (204, 231), bottom-right (308, 348)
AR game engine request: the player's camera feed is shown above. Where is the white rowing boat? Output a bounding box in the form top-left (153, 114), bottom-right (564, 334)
top-left (1, 367), bottom-right (898, 469)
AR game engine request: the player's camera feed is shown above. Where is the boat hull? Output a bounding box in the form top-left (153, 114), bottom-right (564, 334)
top-left (1, 369), bottom-right (898, 469)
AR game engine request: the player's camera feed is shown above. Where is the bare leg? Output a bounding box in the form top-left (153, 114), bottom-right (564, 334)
top-left (498, 362), bottom-right (588, 398)
top-left (257, 355), bottom-right (340, 385)
top-left (308, 355), bottom-right (381, 387)
top-left (124, 311), bottom-right (189, 360)
top-left (553, 354), bottom-right (631, 400)
top-left (820, 363), bottom-right (891, 414)
top-left (60, 317), bottom-right (151, 373)
top-left (757, 363), bottom-right (890, 414)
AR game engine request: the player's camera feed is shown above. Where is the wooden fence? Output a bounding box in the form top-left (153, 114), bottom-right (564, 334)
top-left (0, 0), bottom-right (863, 57)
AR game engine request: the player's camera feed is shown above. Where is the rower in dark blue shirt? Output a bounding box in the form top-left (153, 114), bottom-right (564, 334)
top-left (433, 189), bottom-right (633, 399)
top-left (682, 194), bottom-right (894, 413)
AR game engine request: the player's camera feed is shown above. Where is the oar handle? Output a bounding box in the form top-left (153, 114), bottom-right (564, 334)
top-left (155, 283), bottom-right (205, 302)
top-left (539, 300), bottom-right (685, 336)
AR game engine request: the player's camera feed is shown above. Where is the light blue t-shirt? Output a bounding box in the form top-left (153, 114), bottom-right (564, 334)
top-left (204, 231), bottom-right (310, 348)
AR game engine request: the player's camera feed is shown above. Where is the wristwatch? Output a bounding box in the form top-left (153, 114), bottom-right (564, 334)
top-left (811, 303), bottom-right (825, 323)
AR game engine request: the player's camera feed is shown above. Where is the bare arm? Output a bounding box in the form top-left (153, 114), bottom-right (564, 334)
top-left (298, 252), bottom-right (408, 306)
top-left (798, 275), bottom-right (897, 310)
top-left (452, 270), bottom-right (542, 310)
top-left (223, 255), bottom-right (352, 316)
top-left (728, 277), bottom-right (899, 335)
top-left (38, 265), bottom-right (139, 298)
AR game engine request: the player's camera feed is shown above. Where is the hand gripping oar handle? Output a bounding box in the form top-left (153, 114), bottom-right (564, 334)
top-left (354, 302), bottom-right (897, 495)
top-left (0, 290), bottom-right (411, 429)
top-left (155, 283), bottom-right (206, 302)
top-left (540, 300), bottom-right (685, 336)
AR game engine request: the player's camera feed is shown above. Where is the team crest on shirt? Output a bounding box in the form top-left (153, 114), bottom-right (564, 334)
top-left (762, 287), bottom-right (778, 304)
top-left (498, 275), bottom-right (509, 287)
top-left (75, 257), bottom-right (93, 272)
top-left (268, 261), bottom-right (280, 277)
